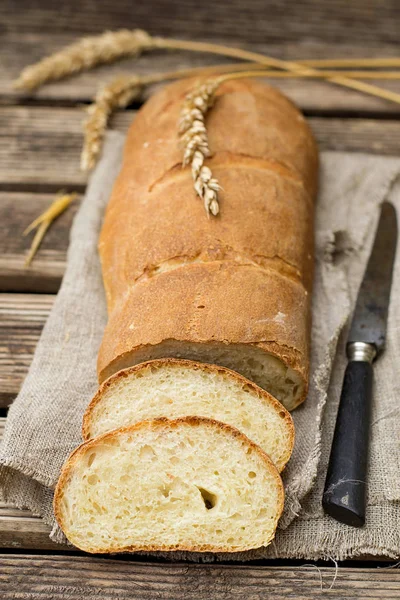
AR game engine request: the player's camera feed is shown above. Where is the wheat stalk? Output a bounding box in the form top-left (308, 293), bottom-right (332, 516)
top-left (81, 75), bottom-right (144, 171)
top-left (212, 70), bottom-right (400, 80)
top-left (300, 57), bottom-right (400, 68)
top-left (13, 29), bottom-right (400, 109)
top-left (81, 63), bottom-right (269, 172)
top-left (158, 37), bottom-right (400, 106)
top-left (202, 69), bottom-right (400, 106)
top-left (179, 65), bottom-right (400, 215)
top-left (23, 192), bottom-right (78, 266)
top-left (14, 29), bottom-right (154, 91)
top-left (83, 63), bottom-right (400, 172)
top-left (178, 78), bottom-right (224, 216)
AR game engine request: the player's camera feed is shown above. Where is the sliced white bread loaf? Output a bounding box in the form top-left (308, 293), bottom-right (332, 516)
top-left (54, 417), bottom-right (284, 553)
top-left (82, 359), bottom-right (294, 472)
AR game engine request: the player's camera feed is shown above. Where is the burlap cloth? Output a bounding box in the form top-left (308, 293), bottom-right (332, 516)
top-left (1, 131), bottom-right (400, 560)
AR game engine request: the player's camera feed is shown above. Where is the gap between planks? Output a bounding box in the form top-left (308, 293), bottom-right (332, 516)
top-left (1, 554), bottom-right (400, 599)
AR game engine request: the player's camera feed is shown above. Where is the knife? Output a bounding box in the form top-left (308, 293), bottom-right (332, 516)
top-left (322, 201), bottom-right (398, 527)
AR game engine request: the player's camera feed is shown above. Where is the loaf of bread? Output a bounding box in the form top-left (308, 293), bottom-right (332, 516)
top-left (82, 359), bottom-right (294, 472)
top-left (97, 78), bottom-right (318, 410)
top-left (54, 417), bottom-right (284, 553)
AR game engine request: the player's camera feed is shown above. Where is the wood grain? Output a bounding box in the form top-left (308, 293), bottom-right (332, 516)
top-left (1, 106), bottom-right (400, 192)
top-left (0, 294), bottom-right (53, 405)
top-left (1, 554), bottom-right (400, 599)
top-left (2, 0), bottom-right (399, 47)
top-left (3, 33), bottom-right (400, 114)
top-left (0, 106), bottom-right (130, 189)
top-left (0, 192), bottom-right (78, 293)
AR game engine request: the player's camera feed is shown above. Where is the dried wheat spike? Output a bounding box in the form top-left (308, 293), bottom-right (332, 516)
top-left (14, 29), bottom-right (154, 91)
top-left (81, 75), bottom-right (144, 171)
top-left (23, 192), bottom-right (78, 267)
top-left (179, 78), bottom-right (223, 216)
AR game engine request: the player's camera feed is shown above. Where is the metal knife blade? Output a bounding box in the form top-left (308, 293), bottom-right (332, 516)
top-left (323, 201), bottom-right (398, 527)
top-left (348, 201), bottom-right (398, 353)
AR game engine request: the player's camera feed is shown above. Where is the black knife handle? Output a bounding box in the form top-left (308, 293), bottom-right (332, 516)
top-left (322, 342), bottom-right (376, 527)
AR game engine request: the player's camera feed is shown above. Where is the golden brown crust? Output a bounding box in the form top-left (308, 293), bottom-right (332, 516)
top-left (82, 358), bottom-right (295, 464)
top-left (100, 164), bottom-right (314, 313)
top-left (119, 77), bottom-right (318, 199)
top-left (97, 261), bottom-right (310, 396)
top-left (54, 416), bottom-right (285, 554)
top-left (97, 78), bottom-right (318, 408)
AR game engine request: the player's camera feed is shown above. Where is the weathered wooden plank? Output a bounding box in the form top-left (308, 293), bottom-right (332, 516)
top-left (2, 106), bottom-right (400, 192)
top-left (3, 33), bottom-right (400, 114)
top-left (309, 117), bottom-right (400, 155)
top-left (0, 192), bottom-right (78, 293)
top-left (0, 106), bottom-right (132, 189)
top-left (0, 294), bottom-right (53, 405)
top-left (0, 514), bottom-right (66, 551)
top-left (2, 0), bottom-right (399, 48)
top-left (1, 555), bottom-right (400, 599)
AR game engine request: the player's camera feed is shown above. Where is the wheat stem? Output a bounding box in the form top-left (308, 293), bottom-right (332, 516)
top-left (214, 70), bottom-right (400, 106)
top-left (299, 57), bottom-right (400, 69)
top-left (148, 66), bottom-right (400, 81)
top-left (81, 62), bottom-right (284, 172)
top-left (83, 63), bottom-right (400, 172)
top-left (14, 29), bottom-right (400, 109)
top-left (24, 192), bottom-right (78, 266)
top-left (222, 70), bottom-right (400, 80)
top-left (158, 38), bottom-right (400, 107)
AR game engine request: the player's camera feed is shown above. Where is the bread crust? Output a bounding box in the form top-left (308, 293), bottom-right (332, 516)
top-left (119, 78), bottom-right (318, 199)
top-left (82, 358), bottom-right (295, 470)
top-left (97, 262), bottom-right (310, 404)
top-left (98, 78), bottom-right (318, 409)
top-left (54, 416), bottom-right (285, 554)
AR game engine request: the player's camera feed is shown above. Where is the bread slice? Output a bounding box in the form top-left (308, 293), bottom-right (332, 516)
top-left (54, 417), bottom-right (284, 554)
top-left (82, 359), bottom-right (294, 472)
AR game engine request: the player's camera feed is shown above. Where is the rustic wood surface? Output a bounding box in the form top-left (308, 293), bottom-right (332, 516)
top-left (2, 0), bottom-right (399, 45)
top-left (0, 294), bottom-right (53, 405)
top-left (1, 106), bottom-right (400, 194)
top-left (1, 0), bottom-right (400, 595)
top-left (2, 555), bottom-right (400, 600)
top-left (3, 36), bottom-right (400, 114)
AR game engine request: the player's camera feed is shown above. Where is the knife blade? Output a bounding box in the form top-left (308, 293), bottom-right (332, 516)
top-left (322, 201), bottom-right (398, 527)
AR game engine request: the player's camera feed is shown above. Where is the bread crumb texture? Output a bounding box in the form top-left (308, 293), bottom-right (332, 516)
top-left (55, 418), bottom-right (284, 553)
top-left (83, 360), bottom-right (294, 472)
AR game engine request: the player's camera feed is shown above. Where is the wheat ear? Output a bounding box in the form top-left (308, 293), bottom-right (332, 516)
top-left (82, 64), bottom-right (400, 173)
top-left (13, 29), bottom-right (400, 109)
top-left (14, 29), bottom-right (154, 91)
top-left (81, 63), bottom-right (268, 172)
top-left (178, 78), bottom-right (224, 216)
top-left (23, 192), bottom-right (78, 266)
top-left (81, 75), bottom-right (144, 171)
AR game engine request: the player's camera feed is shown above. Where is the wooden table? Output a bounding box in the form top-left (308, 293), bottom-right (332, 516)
top-left (1, 0), bottom-right (400, 597)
